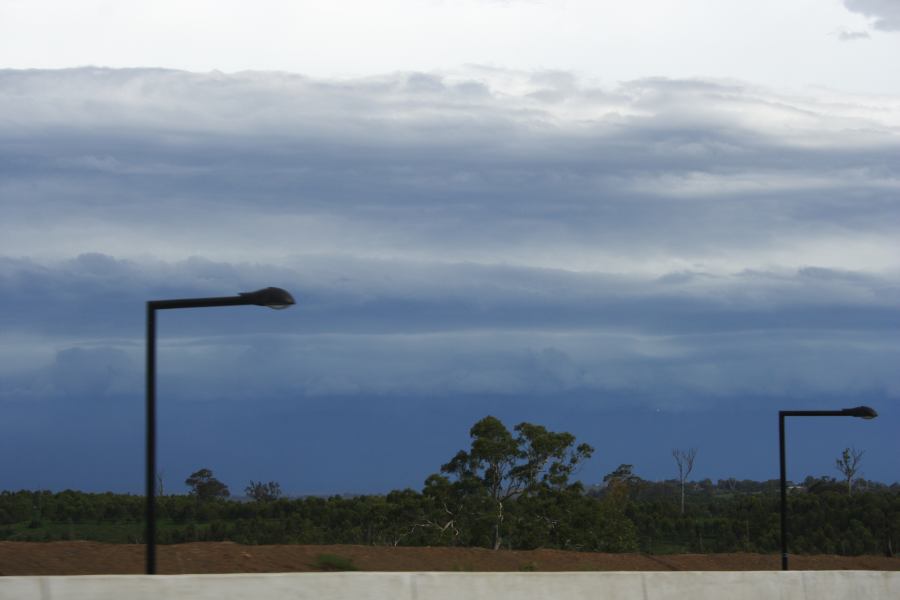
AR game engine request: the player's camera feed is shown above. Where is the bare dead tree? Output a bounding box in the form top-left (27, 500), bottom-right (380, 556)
top-left (835, 447), bottom-right (864, 496)
top-left (672, 448), bottom-right (697, 515)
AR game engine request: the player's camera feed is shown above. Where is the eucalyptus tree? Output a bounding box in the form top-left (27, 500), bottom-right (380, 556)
top-left (430, 415), bottom-right (594, 550)
top-left (835, 447), bottom-right (864, 496)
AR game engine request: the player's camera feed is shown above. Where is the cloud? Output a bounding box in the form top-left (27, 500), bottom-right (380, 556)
top-left (2, 254), bottom-right (900, 408)
top-left (837, 29), bottom-right (872, 41)
top-left (844, 0), bottom-right (900, 31)
top-left (2, 67), bottom-right (900, 408)
top-left (2, 68), bottom-right (899, 276)
top-left (3, 67), bottom-right (899, 491)
top-left (49, 346), bottom-right (137, 399)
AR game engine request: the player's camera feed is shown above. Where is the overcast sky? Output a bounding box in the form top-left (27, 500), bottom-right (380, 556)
top-left (1, 1), bottom-right (899, 494)
top-left (2, 0), bottom-right (900, 92)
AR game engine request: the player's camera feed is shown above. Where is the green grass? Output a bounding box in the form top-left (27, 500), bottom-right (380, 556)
top-left (311, 553), bottom-right (358, 571)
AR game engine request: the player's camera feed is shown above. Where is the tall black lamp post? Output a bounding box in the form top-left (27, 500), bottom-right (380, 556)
top-left (146, 287), bottom-right (295, 574)
top-left (779, 405), bottom-right (877, 571)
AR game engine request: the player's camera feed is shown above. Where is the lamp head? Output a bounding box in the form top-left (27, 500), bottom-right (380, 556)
top-left (239, 287), bottom-right (296, 309)
top-left (842, 405), bottom-right (878, 419)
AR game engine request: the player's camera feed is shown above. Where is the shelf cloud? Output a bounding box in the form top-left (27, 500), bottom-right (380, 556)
top-left (2, 67), bottom-right (898, 488)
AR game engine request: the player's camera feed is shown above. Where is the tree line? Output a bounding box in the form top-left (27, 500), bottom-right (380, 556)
top-left (1, 416), bottom-right (898, 556)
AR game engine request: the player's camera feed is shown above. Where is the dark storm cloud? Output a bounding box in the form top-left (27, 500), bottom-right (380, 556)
top-left (2, 255), bottom-right (900, 408)
top-left (1, 67), bottom-right (899, 408)
top-left (3, 254), bottom-right (899, 336)
top-left (2, 63), bottom-right (899, 491)
top-left (49, 346), bottom-right (136, 398)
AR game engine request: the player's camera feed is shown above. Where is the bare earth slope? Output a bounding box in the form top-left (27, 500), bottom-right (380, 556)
top-left (1, 542), bottom-right (899, 576)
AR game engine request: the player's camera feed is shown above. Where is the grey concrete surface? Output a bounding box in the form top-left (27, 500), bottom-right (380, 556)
top-left (1, 570), bottom-right (898, 600)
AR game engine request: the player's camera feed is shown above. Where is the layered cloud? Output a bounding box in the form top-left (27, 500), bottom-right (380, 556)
top-left (2, 68), bottom-right (898, 487)
top-left (3, 253), bottom-right (900, 407)
top-left (3, 68), bottom-right (900, 275)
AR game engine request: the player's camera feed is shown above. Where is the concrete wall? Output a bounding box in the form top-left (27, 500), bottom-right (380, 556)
top-left (1, 571), bottom-right (898, 600)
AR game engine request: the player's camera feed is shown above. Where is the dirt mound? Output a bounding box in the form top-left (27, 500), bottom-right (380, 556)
top-left (1, 542), bottom-right (898, 576)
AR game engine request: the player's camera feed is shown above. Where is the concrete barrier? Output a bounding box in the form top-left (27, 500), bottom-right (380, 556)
top-left (1, 570), bottom-right (898, 600)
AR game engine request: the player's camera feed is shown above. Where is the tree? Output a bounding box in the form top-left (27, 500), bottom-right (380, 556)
top-left (672, 448), bottom-right (697, 515)
top-left (593, 464), bottom-right (641, 551)
top-left (245, 480), bottom-right (282, 502)
top-left (835, 447), bottom-right (864, 496)
top-left (719, 477), bottom-right (738, 493)
top-left (437, 416), bottom-right (594, 550)
top-left (185, 468), bottom-right (230, 502)
top-left (603, 464), bottom-right (641, 487)
top-left (594, 478), bottom-right (640, 552)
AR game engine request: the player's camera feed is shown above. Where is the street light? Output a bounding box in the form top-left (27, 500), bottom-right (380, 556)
top-left (145, 287), bottom-right (295, 574)
top-left (778, 405), bottom-right (877, 570)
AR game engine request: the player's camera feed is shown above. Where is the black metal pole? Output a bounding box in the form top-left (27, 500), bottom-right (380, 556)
top-left (777, 405), bottom-right (876, 572)
top-left (142, 288), bottom-right (295, 575)
top-left (145, 297), bottom-right (247, 575)
top-left (146, 303), bottom-right (157, 575)
top-left (779, 411), bottom-right (787, 571)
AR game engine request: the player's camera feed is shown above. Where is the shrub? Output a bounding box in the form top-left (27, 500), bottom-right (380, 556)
top-left (312, 553), bottom-right (358, 571)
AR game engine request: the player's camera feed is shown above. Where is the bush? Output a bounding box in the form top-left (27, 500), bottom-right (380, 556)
top-left (312, 553), bottom-right (358, 571)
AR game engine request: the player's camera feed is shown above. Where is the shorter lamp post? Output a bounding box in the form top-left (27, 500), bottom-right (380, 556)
top-left (779, 405), bottom-right (877, 571)
top-left (146, 287), bottom-right (295, 574)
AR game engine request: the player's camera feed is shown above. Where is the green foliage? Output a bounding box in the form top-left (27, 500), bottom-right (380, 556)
top-left (185, 468), bottom-right (230, 502)
top-left (603, 465), bottom-right (640, 487)
top-left (1, 417), bottom-right (898, 557)
top-left (312, 553), bottom-right (358, 571)
top-left (1, 484), bottom-right (898, 555)
top-left (435, 415), bottom-right (594, 550)
top-left (245, 481), bottom-right (282, 502)
top-left (594, 482), bottom-right (639, 552)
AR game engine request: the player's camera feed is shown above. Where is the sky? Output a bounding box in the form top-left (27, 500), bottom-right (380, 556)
top-left (1, 0), bottom-right (899, 495)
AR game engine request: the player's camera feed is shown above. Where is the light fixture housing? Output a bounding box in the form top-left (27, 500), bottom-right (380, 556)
top-left (239, 287), bottom-right (296, 309)
top-left (841, 405), bottom-right (878, 419)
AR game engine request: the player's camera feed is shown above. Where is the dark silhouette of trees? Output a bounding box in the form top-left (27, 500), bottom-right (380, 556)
top-left (835, 447), bottom-right (864, 496)
top-left (185, 468), bottom-right (230, 502)
top-left (245, 481), bottom-right (282, 502)
top-left (672, 448), bottom-right (697, 515)
top-left (2, 483), bottom-right (897, 554)
top-left (1, 418), bottom-right (897, 556)
top-left (432, 416), bottom-right (594, 550)
top-left (604, 464), bottom-right (641, 487)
